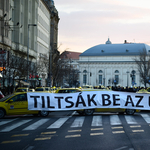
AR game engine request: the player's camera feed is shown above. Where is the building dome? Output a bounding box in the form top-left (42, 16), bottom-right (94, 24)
top-left (80, 43), bottom-right (150, 57)
top-left (105, 38), bottom-right (112, 44)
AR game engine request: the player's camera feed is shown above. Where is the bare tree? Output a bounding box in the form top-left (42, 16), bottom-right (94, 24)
top-left (134, 49), bottom-right (150, 87)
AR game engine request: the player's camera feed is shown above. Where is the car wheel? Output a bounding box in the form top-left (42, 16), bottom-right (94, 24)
top-left (0, 108), bottom-right (5, 118)
top-left (39, 111), bottom-right (49, 117)
top-left (125, 109), bottom-right (135, 115)
top-left (84, 109), bottom-right (94, 116)
top-left (76, 110), bottom-right (84, 115)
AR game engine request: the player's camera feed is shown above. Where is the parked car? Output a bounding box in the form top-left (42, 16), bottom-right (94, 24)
top-left (0, 92), bottom-right (49, 118)
top-left (45, 87), bottom-right (51, 92)
top-left (55, 88), bottom-right (81, 93)
top-left (28, 88), bottom-right (35, 92)
top-left (15, 87), bottom-right (29, 92)
top-left (35, 87), bottom-right (46, 92)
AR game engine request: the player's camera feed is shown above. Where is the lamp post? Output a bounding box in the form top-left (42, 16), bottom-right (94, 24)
top-left (27, 24), bottom-right (37, 84)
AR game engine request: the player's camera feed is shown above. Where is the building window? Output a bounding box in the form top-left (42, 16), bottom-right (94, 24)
top-left (99, 75), bottom-right (102, 85)
top-left (115, 70), bottom-right (119, 73)
top-left (131, 70), bottom-right (136, 86)
top-left (83, 70), bottom-right (87, 73)
top-left (83, 70), bottom-right (87, 85)
top-left (12, 8), bottom-right (14, 22)
top-left (83, 74), bottom-right (87, 85)
top-left (99, 70), bottom-right (103, 73)
top-left (115, 75), bottom-right (119, 84)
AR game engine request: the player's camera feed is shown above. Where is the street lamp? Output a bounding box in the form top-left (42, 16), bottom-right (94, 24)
top-left (27, 24), bottom-right (37, 84)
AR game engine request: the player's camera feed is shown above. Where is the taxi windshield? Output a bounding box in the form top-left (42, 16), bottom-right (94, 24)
top-left (0, 94), bottom-right (14, 102)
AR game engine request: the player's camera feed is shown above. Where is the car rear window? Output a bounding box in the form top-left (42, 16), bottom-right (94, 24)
top-left (58, 90), bottom-right (80, 93)
top-left (35, 88), bottom-right (44, 91)
top-left (16, 89), bottom-right (27, 92)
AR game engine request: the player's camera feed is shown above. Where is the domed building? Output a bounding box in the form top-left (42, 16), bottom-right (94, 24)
top-left (79, 39), bottom-right (150, 87)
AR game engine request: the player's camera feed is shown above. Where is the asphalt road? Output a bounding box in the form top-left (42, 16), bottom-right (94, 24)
top-left (0, 111), bottom-right (150, 150)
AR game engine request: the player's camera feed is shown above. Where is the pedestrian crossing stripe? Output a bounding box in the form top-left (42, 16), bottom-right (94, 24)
top-left (23, 119), bottom-right (49, 130)
top-left (47, 117), bottom-right (69, 129)
top-left (71, 116), bottom-right (85, 128)
top-left (0, 120), bottom-right (31, 132)
top-left (0, 114), bottom-right (150, 132)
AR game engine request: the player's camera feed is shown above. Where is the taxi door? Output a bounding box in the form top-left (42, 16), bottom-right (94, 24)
top-left (7, 93), bottom-right (28, 115)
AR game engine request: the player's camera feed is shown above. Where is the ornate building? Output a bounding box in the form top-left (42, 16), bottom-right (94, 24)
top-left (79, 39), bottom-right (150, 87)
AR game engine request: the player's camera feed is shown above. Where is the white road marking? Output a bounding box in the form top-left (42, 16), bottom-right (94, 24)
top-left (125, 115), bottom-right (137, 124)
top-left (0, 120), bottom-right (31, 132)
top-left (91, 116), bottom-right (102, 126)
top-left (47, 117), bottom-right (69, 129)
top-left (141, 114), bottom-right (150, 123)
top-left (110, 115), bottom-right (122, 125)
top-left (71, 117), bottom-right (85, 127)
top-left (23, 119), bottom-right (49, 130)
top-left (0, 119), bottom-right (18, 126)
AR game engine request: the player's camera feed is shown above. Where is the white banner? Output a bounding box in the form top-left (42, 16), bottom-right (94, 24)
top-left (27, 91), bottom-right (150, 111)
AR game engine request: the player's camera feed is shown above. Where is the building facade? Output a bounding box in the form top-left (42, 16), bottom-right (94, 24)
top-left (37, 0), bottom-right (51, 86)
top-left (79, 39), bottom-right (150, 87)
top-left (0, 0), bottom-right (59, 89)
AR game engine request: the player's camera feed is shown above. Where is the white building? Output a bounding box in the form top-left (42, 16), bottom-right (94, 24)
top-left (0, 0), bottom-right (59, 88)
top-left (37, 0), bottom-right (51, 86)
top-left (79, 39), bottom-right (150, 87)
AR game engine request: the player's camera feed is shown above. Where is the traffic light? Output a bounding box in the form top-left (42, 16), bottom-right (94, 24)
top-left (0, 67), bottom-right (5, 71)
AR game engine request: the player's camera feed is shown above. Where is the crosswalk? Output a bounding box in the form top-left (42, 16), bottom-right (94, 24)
top-left (0, 113), bottom-right (150, 132)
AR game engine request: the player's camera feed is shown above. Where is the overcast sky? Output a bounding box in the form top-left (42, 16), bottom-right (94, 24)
top-left (54, 0), bottom-right (150, 53)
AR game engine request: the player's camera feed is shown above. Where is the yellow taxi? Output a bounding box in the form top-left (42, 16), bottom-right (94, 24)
top-left (82, 85), bottom-right (93, 89)
top-left (45, 87), bottom-right (50, 92)
top-left (15, 87), bottom-right (29, 92)
top-left (0, 92), bottom-right (49, 118)
top-left (55, 88), bottom-right (81, 93)
top-left (50, 86), bottom-right (58, 93)
top-left (76, 89), bottom-right (140, 115)
top-left (35, 87), bottom-right (46, 92)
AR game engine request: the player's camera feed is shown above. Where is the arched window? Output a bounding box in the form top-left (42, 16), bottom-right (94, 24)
top-left (99, 75), bottom-right (102, 85)
top-left (99, 70), bottom-right (103, 73)
top-left (83, 70), bottom-right (87, 85)
top-left (83, 70), bottom-right (87, 73)
top-left (131, 70), bottom-right (136, 86)
top-left (115, 70), bottom-right (119, 73)
top-left (114, 70), bottom-right (119, 84)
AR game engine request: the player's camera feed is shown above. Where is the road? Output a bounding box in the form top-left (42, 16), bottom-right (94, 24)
top-left (0, 111), bottom-right (150, 150)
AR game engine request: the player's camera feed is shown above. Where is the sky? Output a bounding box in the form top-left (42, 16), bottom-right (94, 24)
top-left (54, 0), bottom-right (150, 53)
